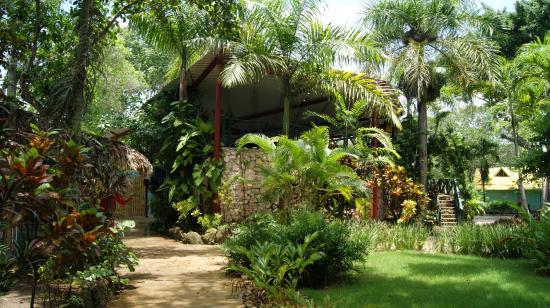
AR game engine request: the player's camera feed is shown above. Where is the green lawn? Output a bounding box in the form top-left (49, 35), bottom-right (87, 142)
top-left (303, 251), bottom-right (550, 308)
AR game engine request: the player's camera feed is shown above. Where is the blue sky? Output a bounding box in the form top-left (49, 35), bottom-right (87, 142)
top-left (323, 0), bottom-right (517, 25)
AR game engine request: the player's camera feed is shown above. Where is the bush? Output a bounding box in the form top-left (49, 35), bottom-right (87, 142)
top-left (521, 207), bottom-right (550, 275)
top-left (0, 245), bottom-right (17, 293)
top-left (435, 223), bottom-right (526, 258)
top-left (464, 199), bottom-right (486, 220)
top-left (352, 221), bottom-right (430, 251)
top-left (376, 166), bottom-right (429, 223)
top-left (223, 209), bottom-right (368, 287)
top-left (226, 233), bottom-right (321, 305)
top-left (485, 200), bottom-right (518, 215)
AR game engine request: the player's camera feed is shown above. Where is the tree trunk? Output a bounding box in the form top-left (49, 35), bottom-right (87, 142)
top-left (509, 98), bottom-right (530, 215)
top-left (178, 60), bottom-right (187, 101)
top-left (343, 125), bottom-right (349, 148)
top-left (542, 177), bottom-right (548, 206)
top-left (282, 79), bottom-right (290, 136)
top-left (68, 0), bottom-right (92, 131)
top-left (7, 57), bottom-right (17, 99)
top-left (417, 96), bottom-right (428, 191)
top-left (482, 177), bottom-right (486, 202)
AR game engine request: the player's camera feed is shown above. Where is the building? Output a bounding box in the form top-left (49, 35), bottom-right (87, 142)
top-left (474, 167), bottom-right (543, 211)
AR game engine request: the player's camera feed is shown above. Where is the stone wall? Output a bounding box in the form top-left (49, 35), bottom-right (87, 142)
top-left (220, 147), bottom-right (276, 223)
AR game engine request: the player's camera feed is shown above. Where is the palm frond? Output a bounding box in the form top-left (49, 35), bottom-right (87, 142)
top-left (236, 133), bottom-right (276, 154)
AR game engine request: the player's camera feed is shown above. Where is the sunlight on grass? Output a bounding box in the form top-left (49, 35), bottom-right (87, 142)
top-left (303, 251), bottom-right (550, 308)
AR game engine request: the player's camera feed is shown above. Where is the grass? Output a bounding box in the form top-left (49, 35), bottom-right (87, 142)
top-left (303, 251), bottom-right (550, 308)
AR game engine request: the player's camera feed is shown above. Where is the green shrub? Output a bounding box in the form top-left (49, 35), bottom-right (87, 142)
top-left (464, 199), bottom-right (486, 220)
top-left (352, 221), bottom-right (430, 251)
top-left (223, 209), bottom-right (368, 287)
top-left (226, 233), bottom-right (322, 305)
top-left (223, 213), bottom-right (281, 268)
top-left (521, 207), bottom-right (550, 275)
top-left (485, 200), bottom-right (518, 215)
top-left (0, 245), bottom-right (17, 293)
top-left (435, 223), bottom-right (526, 258)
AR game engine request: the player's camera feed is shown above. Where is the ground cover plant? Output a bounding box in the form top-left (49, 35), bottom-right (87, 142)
top-left (303, 251), bottom-right (550, 308)
top-left (435, 223), bottom-right (526, 258)
top-left (352, 221), bottom-right (431, 251)
top-left (223, 208), bottom-right (369, 304)
top-left (0, 123), bottom-right (138, 306)
top-left (236, 126), bottom-right (368, 213)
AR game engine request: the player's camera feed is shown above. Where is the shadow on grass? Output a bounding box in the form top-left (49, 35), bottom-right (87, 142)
top-left (304, 251), bottom-right (550, 308)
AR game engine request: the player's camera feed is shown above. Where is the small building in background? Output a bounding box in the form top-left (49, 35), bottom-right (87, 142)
top-left (474, 167), bottom-right (543, 211)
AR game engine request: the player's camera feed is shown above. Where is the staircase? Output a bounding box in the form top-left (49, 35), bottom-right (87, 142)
top-left (438, 194), bottom-right (457, 226)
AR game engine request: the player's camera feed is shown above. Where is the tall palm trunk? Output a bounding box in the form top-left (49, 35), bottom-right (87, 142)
top-left (343, 125), bottom-right (349, 148)
top-left (7, 57), bottom-right (17, 99)
top-left (417, 91), bottom-right (428, 191)
top-left (482, 171), bottom-right (486, 202)
top-left (509, 97), bottom-right (530, 215)
top-left (178, 60), bottom-right (187, 101)
top-left (282, 78), bottom-right (291, 136)
top-left (69, 0), bottom-right (92, 131)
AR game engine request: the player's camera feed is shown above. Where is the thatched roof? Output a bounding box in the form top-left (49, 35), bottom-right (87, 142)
top-left (103, 140), bottom-right (153, 177)
top-left (0, 104), bottom-right (153, 178)
top-left (473, 167), bottom-right (540, 190)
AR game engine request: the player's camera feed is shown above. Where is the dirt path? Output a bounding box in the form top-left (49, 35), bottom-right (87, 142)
top-left (109, 220), bottom-right (243, 308)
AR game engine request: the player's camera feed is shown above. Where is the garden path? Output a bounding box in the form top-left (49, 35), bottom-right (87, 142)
top-left (109, 218), bottom-right (243, 308)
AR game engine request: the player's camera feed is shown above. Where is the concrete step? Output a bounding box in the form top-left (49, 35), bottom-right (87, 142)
top-left (440, 207), bottom-right (455, 210)
top-left (441, 219), bottom-right (457, 222)
top-left (441, 214), bottom-right (456, 218)
top-left (440, 209), bottom-right (456, 213)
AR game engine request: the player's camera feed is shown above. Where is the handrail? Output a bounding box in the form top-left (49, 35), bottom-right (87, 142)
top-left (428, 178), bottom-right (464, 223)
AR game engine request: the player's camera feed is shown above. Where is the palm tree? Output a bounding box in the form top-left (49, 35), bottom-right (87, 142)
top-left (221, 0), bottom-right (399, 136)
top-left (236, 126), bottom-right (367, 211)
top-left (130, 2), bottom-right (208, 101)
top-left (505, 37), bottom-right (549, 214)
top-left (305, 90), bottom-right (373, 147)
top-left (363, 0), bottom-right (497, 189)
top-left (474, 138), bottom-right (499, 202)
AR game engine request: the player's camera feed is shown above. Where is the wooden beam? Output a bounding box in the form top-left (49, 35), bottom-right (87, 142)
top-left (190, 56), bottom-right (218, 91)
top-left (239, 96), bottom-right (329, 120)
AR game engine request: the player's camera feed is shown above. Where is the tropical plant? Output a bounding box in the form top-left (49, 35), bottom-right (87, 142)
top-left (221, 0), bottom-right (399, 136)
top-left (464, 199), bottom-right (486, 221)
top-left (306, 90), bottom-right (376, 147)
top-left (156, 100), bottom-right (223, 227)
top-left (0, 122), bottom-right (138, 306)
top-left (481, 36), bottom-right (549, 214)
top-left (398, 200), bottom-right (417, 224)
top-left (376, 165), bottom-right (429, 223)
top-left (223, 209), bottom-right (369, 287)
top-left (435, 223), bottom-right (526, 258)
top-left (130, 2), bottom-right (209, 101)
top-left (363, 0), bottom-right (498, 189)
top-left (474, 138), bottom-right (499, 201)
top-left (351, 221), bottom-right (430, 251)
top-left (353, 127), bottom-right (399, 166)
top-left (0, 245), bottom-right (17, 293)
top-left (515, 38), bottom-right (550, 182)
top-left (528, 207), bottom-right (550, 275)
top-left (236, 126), bottom-right (367, 212)
top-left (226, 233), bottom-right (322, 305)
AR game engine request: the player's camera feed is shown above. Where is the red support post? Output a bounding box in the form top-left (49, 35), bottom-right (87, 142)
top-left (213, 55), bottom-right (222, 160)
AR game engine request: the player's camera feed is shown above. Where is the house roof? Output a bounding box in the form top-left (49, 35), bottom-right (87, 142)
top-left (146, 53), bottom-right (398, 136)
top-left (473, 167), bottom-right (540, 190)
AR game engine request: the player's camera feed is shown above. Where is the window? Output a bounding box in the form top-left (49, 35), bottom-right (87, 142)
top-left (495, 168), bottom-right (509, 177)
